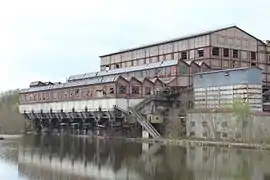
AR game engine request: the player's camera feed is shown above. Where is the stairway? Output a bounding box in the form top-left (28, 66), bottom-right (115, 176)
top-left (129, 107), bottom-right (161, 139)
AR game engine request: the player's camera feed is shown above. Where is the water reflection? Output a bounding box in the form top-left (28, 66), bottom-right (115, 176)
top-left (15, 135), bottom-right (270, 180)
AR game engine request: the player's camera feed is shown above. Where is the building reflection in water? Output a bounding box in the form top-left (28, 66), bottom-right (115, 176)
top-left (17, 135), bottom-right (270, 180)
top-left (18, 135), bottom-right (193, 180)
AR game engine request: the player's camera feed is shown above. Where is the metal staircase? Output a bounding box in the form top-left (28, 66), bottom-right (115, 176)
top-left (129, 107), bottom-right (161, 139)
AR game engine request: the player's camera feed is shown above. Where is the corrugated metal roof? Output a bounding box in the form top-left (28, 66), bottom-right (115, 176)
top-left (68, 60), bottom-right (179, 82)
top-left (20, 75), bottom-right (120, 93)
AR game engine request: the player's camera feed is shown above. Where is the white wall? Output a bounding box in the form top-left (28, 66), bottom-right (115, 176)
top-left (19, 98), bottom-right (144, 113)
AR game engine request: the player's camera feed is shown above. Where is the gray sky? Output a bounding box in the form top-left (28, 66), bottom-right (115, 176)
top-left (0, 0), bottom-right (269, 91)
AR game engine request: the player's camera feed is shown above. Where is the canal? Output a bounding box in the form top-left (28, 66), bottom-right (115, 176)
top-left (0, 135), bottom-right (270, 180)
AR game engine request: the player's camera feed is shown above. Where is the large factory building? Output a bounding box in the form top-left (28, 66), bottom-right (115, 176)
top-left (18, 25), bottom-right (270, 138)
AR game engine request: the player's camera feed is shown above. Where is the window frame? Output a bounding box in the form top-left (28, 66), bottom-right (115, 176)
top-left (198, 49), bottom-right (204, 57)
top-left (233, 49), bottom-right (238, 58)
top-left (181, 51), bottom-right (187, 60)
top-left (212, 47), bottom-right (220, 56)
top-left (131, 86), bottom-right (140, 94)
top-left (223, 48), bottom-right (229, 57)
top-left (250, 51), bottom-right (256, 60)
top-left (119, 85), bottom-right (127, 94)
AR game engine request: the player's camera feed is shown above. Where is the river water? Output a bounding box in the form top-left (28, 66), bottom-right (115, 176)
top-left (0, 135), bottom-right (270, 180)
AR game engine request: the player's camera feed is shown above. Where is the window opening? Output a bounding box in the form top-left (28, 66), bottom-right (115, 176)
top-left (233, 49), bottom-right (238, 58)
top-left (132, 86), bottom-right (140, 94)
top-left (212, 47), bottom-right (220, 56)
top-left (223, 48), bottom-right (229, 57)
top-left (198, 49), bottom-right (204, 57)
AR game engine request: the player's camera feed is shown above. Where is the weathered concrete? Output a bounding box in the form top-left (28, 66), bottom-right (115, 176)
top-left (186, 111), bottom-right (270, 142)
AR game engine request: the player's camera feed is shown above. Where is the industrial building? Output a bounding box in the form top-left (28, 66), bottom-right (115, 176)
top-left (18, 25), bottom-right (270, 138)
top-left (193, 67), bottom-right (263, 111)
top-left (186, 67), bottom-right (270, 140)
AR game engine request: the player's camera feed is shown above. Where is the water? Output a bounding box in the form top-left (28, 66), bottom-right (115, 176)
top-left (0, 135), bottom-right (270, 180)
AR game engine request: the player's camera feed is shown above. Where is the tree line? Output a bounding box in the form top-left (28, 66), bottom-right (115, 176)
top-left (0, 89), bottom-right (25, 134)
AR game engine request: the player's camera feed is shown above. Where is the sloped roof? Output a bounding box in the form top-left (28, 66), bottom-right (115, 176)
top-left (186, 60), bottom-right (200, 67)
top-left (100, 25), bottom-right (264, 57)
top-left (20, 75), bottom-right (121, 93)
top-left (136, 77), bottom-right (154, 84)
top-left (68, 60), bottom-right (179, 82)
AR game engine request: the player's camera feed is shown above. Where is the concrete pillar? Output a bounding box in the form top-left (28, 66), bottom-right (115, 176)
top-left (142, 129), bottom-right (149, 139)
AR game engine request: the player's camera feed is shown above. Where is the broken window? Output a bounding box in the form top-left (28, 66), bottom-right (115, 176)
top-left (109, 87), bottom-right (114, 94)
top-left (198, 49), bottom-right (204, 57)
top-left (105, 65), bottom-right (110, 71)
top-left (223, 48), bottom-right (229, 57)
top-left (181, 51), bottom-right (187, 59)
top-left (190, 121), bottom-right (195, 127)
top-left (212, 47), bottom-right (220, 56)
top-left (145, 87), bottom-right (151, 95)
top-left (70, 90), bottom-right (73, 98)
top-left (115, 64), bottom-right (120, 68)
top-left (233, 49), bottom-right (238, 58)
top-left (131, 86), bottom-right (140, 94)
top-left (250, 52), bottom-right (256, 60)
top-left (75, 89), bottom-right (80, 97)
top-left (119, 85), bottom-right (127, 94)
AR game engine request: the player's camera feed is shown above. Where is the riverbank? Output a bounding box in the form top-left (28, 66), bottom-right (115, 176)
top-left (76, 135), bottom-right (270, 151)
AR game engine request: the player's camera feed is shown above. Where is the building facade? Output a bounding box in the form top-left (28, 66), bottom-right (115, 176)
top-left (18, 25), bottom-right (270, 136)
top-left (99, 26), bottom-right (270, 86)
top-left (193, 67), bottom-right (263, 111)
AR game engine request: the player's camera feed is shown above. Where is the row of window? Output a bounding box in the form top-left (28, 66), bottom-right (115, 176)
top-left (190, 121), bottom-right (228, 128)
top-left (105, 65), bottom-right (192, 77)
top-left (189, 131), bottom-right (228, 138)
top-left (20, 85), bottom-right (153, 103)
top-left (103, 47), bottom-right (260, 70)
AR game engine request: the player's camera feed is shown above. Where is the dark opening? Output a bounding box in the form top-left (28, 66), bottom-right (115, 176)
top-left (251, 62), bottom-right (257, 66)
top-left (233, 49), bottom-right (238, 58)
top-left (212, 47), bottom-right (220, 56)
top-left (181, 51), bottom-right (187, 59)
top-left (131, 86), bottom-right (140, 94)
top-left (223, 48), bottom-right (229, 57)
top-left (198, 49), bottom-right (204, 57)
top-left (109, 87), bottom-right (114, 94)
top-left (251, 52), bottom-right (256, 60)
top-left (119, 86), bottom-right (127, 94)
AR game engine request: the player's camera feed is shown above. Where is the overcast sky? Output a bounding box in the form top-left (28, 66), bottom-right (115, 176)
top-left (0, 0), bottom-right (269, 91)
